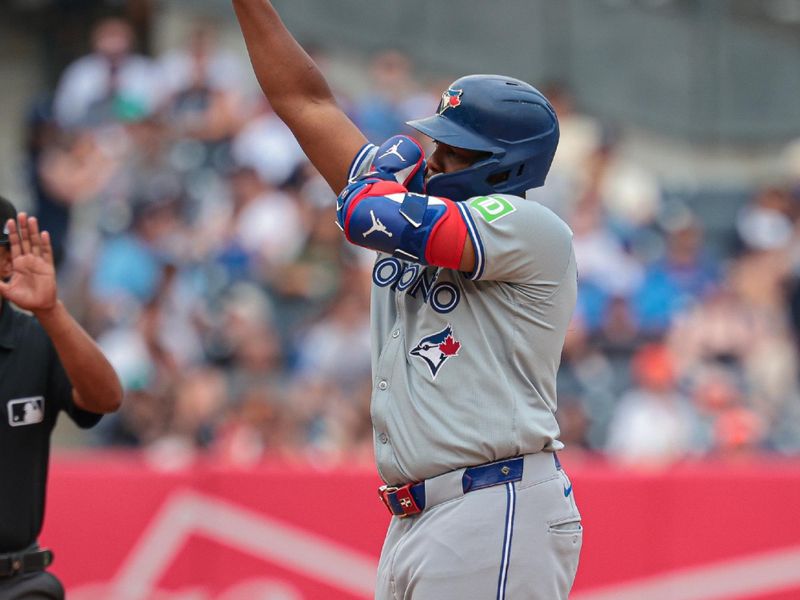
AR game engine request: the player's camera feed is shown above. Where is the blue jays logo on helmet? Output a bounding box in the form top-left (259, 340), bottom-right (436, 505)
top-left (409, 324), bottom-right (461, 379)
top-left (437, 89), bottom-right (463, 115)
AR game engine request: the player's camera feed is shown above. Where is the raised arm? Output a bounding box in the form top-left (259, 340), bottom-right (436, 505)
top-left (0, 214), bottom-right (122, 413)
top-left (232, 0), bottom-right (368, 191)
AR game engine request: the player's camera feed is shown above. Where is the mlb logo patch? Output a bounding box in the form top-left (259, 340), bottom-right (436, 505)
top-left (7, 397), bottom-right (45, 427)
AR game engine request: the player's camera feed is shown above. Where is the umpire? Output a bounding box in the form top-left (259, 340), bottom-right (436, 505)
top-left (0, 196), bottom-right (123, 599)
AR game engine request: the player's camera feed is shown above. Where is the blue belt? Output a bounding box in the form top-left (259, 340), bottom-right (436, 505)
top-left (379, 454), bottom-right (562, 518)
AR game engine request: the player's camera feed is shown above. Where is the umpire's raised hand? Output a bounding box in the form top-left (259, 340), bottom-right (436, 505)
top-left (0, 213), bottom-right (57, 313)
top-left (0, 209), bottom-right (122, 414)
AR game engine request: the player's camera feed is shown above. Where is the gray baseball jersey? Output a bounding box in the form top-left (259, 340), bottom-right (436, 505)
top-left (350, 147), bottom-right (577, 486)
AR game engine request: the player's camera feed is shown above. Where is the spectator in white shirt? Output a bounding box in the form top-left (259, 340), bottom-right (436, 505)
top-left (53, 18), bottom-right (161, 128)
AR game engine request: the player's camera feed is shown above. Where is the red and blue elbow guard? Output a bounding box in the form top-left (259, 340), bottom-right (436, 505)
top-left (335, 178), bottom-right (467, 269)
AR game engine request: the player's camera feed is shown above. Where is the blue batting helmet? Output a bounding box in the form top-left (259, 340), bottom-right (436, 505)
top-left (407, 74), bottom-right (559, 201)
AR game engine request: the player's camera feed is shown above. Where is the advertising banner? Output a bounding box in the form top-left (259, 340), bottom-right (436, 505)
top-left (41, 454), bottom-right (800, 600)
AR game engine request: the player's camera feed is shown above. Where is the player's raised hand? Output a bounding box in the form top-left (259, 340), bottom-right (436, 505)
top-left (0, 213), bottom-right (57, 314)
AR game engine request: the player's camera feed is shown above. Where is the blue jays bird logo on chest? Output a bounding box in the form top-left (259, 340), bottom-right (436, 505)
top-left (410, 324), bottom-right (461, 378)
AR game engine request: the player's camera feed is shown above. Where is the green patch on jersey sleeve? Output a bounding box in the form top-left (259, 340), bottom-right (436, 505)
top-left (469, 195), bottom-right (517, 223)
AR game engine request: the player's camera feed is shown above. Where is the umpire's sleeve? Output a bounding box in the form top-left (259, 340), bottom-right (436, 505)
top-left (47, 341), bottom-right (103, 429)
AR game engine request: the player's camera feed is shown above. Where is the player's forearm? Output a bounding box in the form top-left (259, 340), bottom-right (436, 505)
top-left (34, 301), bottom-right (123, 413)
top-left (232, 0), bottom-right (368, 191)
top-left (232, 0), bottom-right (334, 116)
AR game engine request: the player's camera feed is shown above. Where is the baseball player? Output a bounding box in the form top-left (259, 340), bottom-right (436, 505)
top-left (233, 2), bottom-right (582, 598)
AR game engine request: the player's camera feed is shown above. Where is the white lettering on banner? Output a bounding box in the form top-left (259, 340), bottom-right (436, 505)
top-left (70, 578), bottom-right (302, 600)
top-left (93, 491), bottom-right (377, 600)
top-left (572, 544), bottom-right (800, 600)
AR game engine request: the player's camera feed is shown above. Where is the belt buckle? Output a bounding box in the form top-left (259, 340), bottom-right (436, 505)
top-left (0, 556), bottom-right (23, 577)
top-left (378, 484), bottom-right (397, 512)
top-left (378, 484), bottom-right (398, 502)
top-left (378, 483), bottom-right (422, 518)
top-left (378, 484), bottom-right (397, 494)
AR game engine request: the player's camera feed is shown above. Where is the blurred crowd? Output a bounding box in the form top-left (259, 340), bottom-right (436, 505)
top-left (535, 87), bottom-right (800, 467)
top-left (19, 17), bottom-right (800, 469)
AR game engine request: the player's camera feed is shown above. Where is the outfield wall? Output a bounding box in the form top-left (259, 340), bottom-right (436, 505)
top-left (41, 453), bottom-right (800, 600)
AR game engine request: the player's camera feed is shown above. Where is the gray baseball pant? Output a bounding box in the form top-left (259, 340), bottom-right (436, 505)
top-left (375, 452), bottom-right (582, 599)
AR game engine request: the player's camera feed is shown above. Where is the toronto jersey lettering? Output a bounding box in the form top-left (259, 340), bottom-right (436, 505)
top-left (351, 145), bottom-right (578, 485)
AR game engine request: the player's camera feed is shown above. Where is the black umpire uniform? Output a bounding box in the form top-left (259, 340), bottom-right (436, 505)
top-left (0, 198), bottom-right (105, 599)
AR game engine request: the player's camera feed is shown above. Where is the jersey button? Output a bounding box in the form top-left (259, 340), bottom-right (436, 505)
top-left (378, 380), bottom-right (389, 390)
top-left (378, 433), bottom-right (389, 444)
top-left (392, 329), bottom-right (400, 339)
